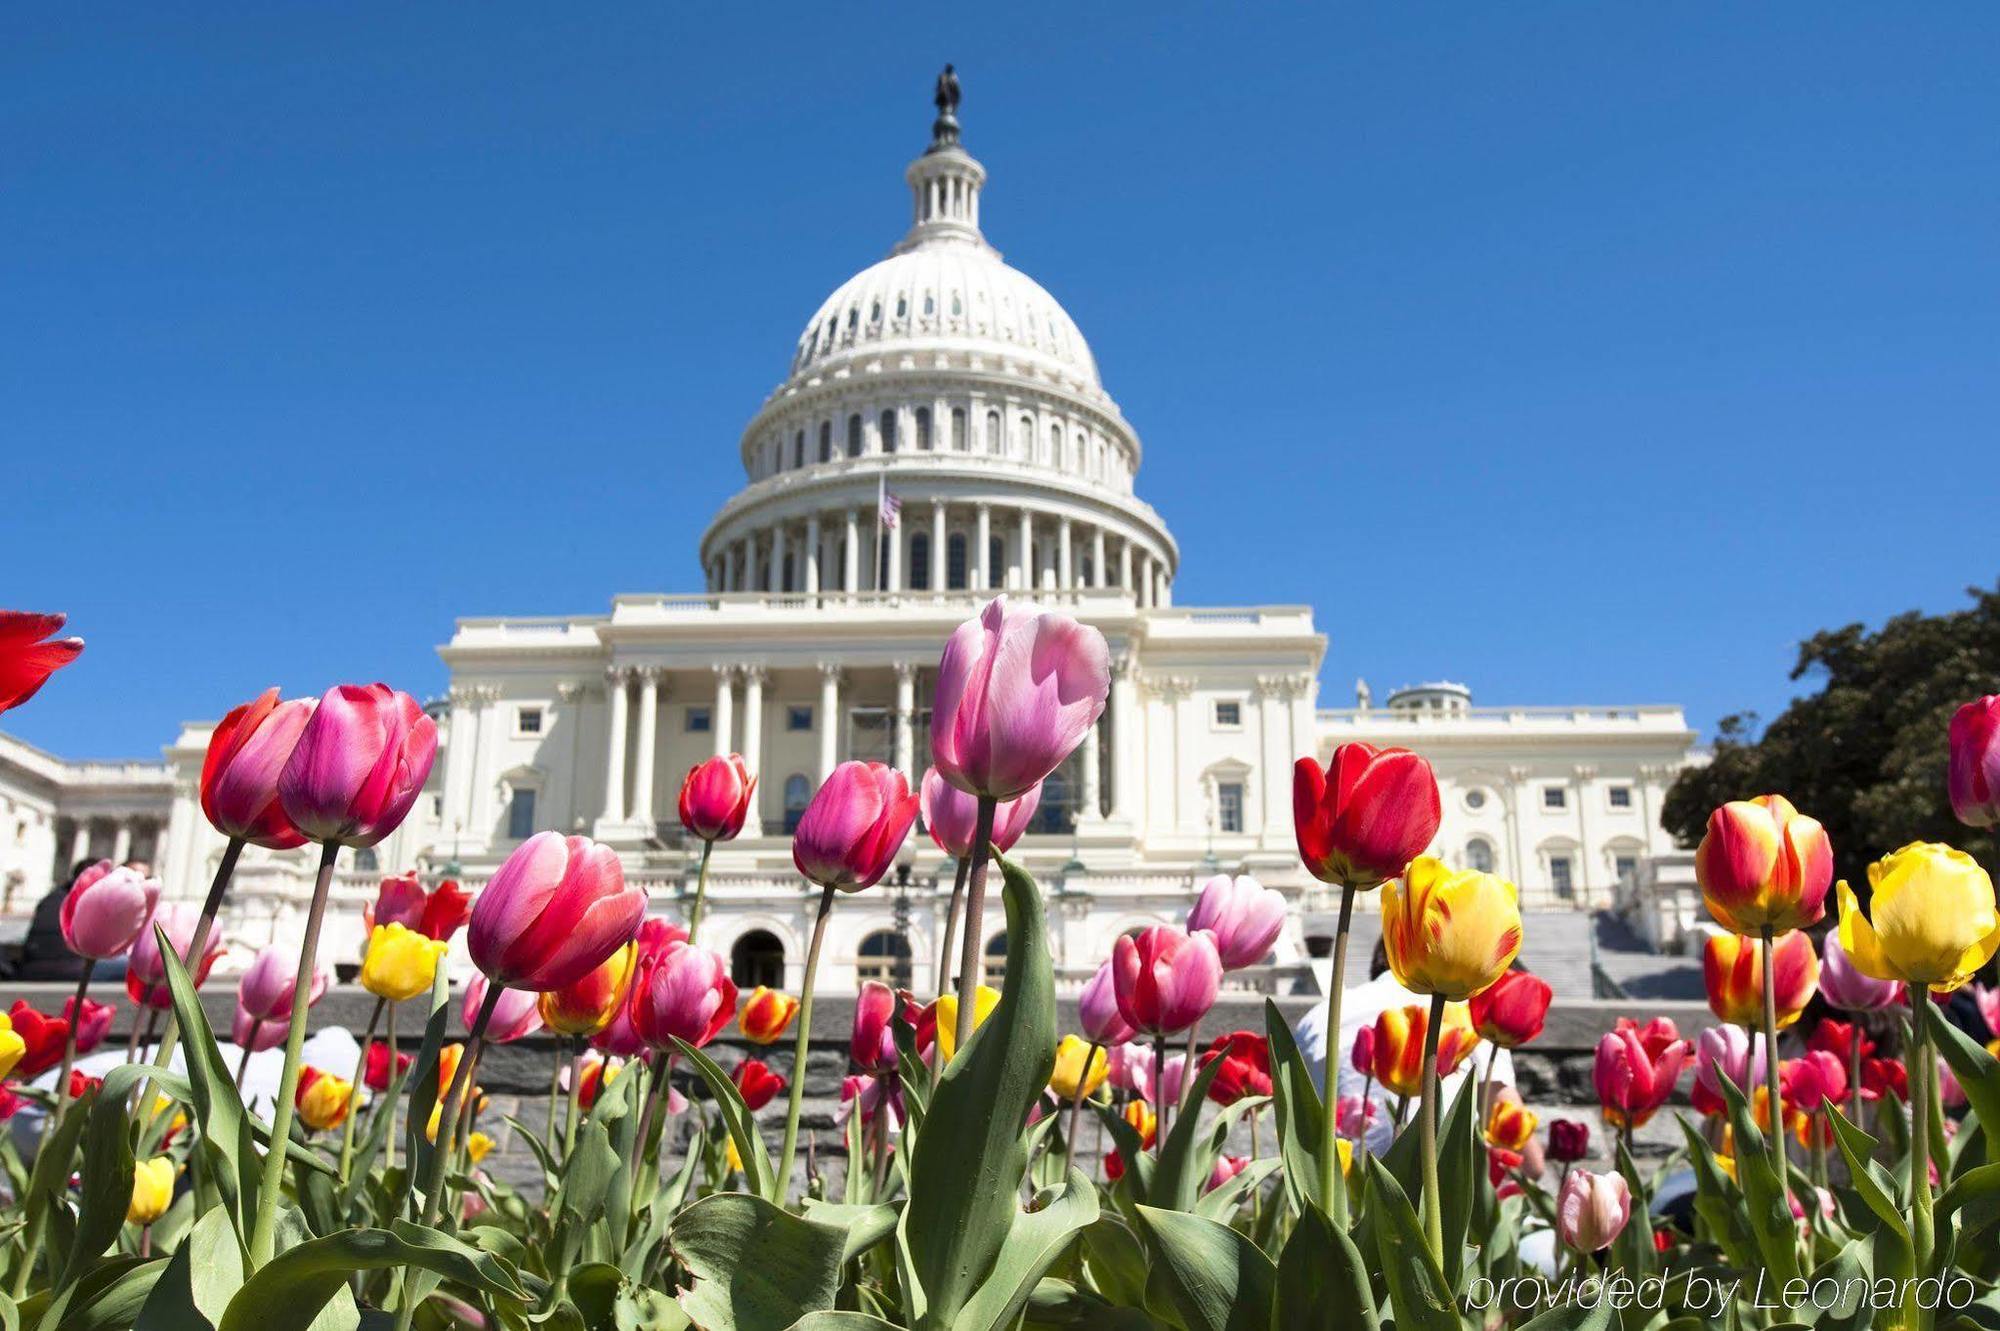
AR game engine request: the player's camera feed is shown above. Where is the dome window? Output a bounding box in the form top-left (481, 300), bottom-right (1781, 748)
top-left (952, 292), bottom-right (962, 317)
top-left (870, 300), bottom-right (882, 325)
top-left (792, 430), bottom-right (804, 470)
top-left (819, 421), bottom-right (833, 463)
top-left (924, 291), bottom-right (935, 316)
top-left (847, 415), bottom-right (863, 458)
top-left (914, 407), bottom-right (932, 450)
top-left (951, 407), bottom-right (967, 451)
top-left (896, 294), bottom-right (908, 320)
top-left (879, 410), bottom-right (898, 454)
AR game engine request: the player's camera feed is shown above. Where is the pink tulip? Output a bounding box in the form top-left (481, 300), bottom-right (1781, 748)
top-left (1335, 1093), bottom-right (1379, 1140)
top-left (276, 683), bottom-right (438, 848)
top-left (920, 767), bottom-right (1041, 859)
top-left (591, 1001), bottom-right (648, 1058)
top-left (1106, 1042), bottom-right (1154, 1101)
top-left (232, 1005), bottom-right (291, 1052)
top-left (1949, 696), bottom-right (2000, 829)
top-left (464, 975), bottom-right (544, 1044)
top-left (468, 831), bottom-right (645, 992)
top-left (1594, 1017), bottom-right (1692, 1130)
top-left (59, 861), bottom-right (161, 959)
top-left (678, 754), bottom-right (757, 842)
top-left (1204, 1155), bottom-right (1250, 1193)
top-left (1820, 933), bottom-right (1904, 1012)
top-left (62, 997), bottom-right (114, 1055)
top-left (851, 980), bottom-right (899, 1072)
top-left (237, 945), bottom-right (330, 1023)
top-left (629, 941), bottom-right (738, 1051)
top-left (1078, 959), bottom-right (1136, 1046)
top-left (1111, 925), bottom-right (1221, 1036)
top-left (1693, 1024), bottom-right (1769, 1116)
top-left (1186, 874), bottom-right (1286, 970)
top-left (930, 596), bottom-right (1110, 801)
top-left (792, 762), bottom-right (919, 893)
top-left (1159, 1053), bottom-right (1189, 1104)
top-left (200, 688), bottom-right (315, 849)
top-left (838, 1073), bottom-right (905, 1129)
top-left (126, 902), bottom-right (225, 1009)
top-left (1351, 1025), bottom-right (1377, 1078)
top-left (1557, 1169), bottom-right (1632, 1252)
top-left (1976, 984), bottom-right (2000, 1042)
top-left (1939, 1058), bottom-right (1967, 1110)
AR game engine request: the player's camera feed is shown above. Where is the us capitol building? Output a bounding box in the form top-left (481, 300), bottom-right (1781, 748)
top-left (0, 75), bottom-right (1701, 991)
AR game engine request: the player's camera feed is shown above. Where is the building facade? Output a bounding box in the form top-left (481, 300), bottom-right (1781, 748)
top-left (0, 84), bottom-right (1701, 988)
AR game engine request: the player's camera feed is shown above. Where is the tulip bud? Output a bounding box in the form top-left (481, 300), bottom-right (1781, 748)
top-left (731, 1057), bottom-right (785, 1112)
top-left (934, 985), bottom-right (1000, 1063)
top-left (679, 754), bottom-right (757, 842)
top-left (838, 1073), bottom-right (905, 1130)
top-left (469, 832), bottom-right (644, 992)
top-left (0, 611), bottom-right (84, 715)
top-left (7, 1003), bottom-right (68, 1079)
top-left (60, 861), bottom-right (160, 960)
top-left (919, 766), bottom-right (1041, 859)
top-left (1839, 842), bottom-right (2000, 991)
top-left (1122, 1098), bottom-right (1158, 1148)
top-left (369, 873), bottom-right (473, 943)
top-left (1050, 1034), bottom-right (1110, 1101)
top-left (1106, 1042), bottom-right (1153, 1101)
top-left (127, 903), bottom-right (225, 1008)
top-left (61, 996), bottom-right (114, 1056)
top-left (566, 1053), bottom-right (617, 1110)
top-left (851, 981), bottom-right (900, 1072)
top-left (1703, 929), bottom-right (1818, 1027)
top-left (1350, 1025), bottom-right (1376, 1078)
top-left (1781, 1049), bottom-right (1847, 1113)
top-left (200, 689), bottom-right (313, 849)
top-left (1078, 960), bottom-right (1135, 1047)
top-left (1695, 795), bottom-right (1833, 935)
top-left (0, 1018), bottom-right (22, 1081)
top-left (1293, 743), bottom-right (1441, 891)
top-left (360, 923), bottom-right (450, 1002)
top-left (465, 975), bottom-right (544, 1043)
top-left (1693, 1025), bottom-right (1770, 1117)
top-left (1819, 933), bottom-right (1904, 1012)
top-left (792, 762), bottom-right (920, 892)
top-left (1468, 970), bottom-right (1553, 1048)
top-left (538, 942), bottom-right (640, 1037)
top-left (276, 684), bottom-right (438, 848)
top-left (737, 986), bottom-right (801, 1045)
top-left (629, 941), bottom-right (738, 1051)
top-left (1383, 857), bottom-right (1523, 1002)
top-left (1372, 1002), bottom-right (1481, 1099)
top-left (1485, 1089), bottom-right (1538, 1151)
top-left (1111, 926), bottom-right (1221, 1036)
top-left (364, 1041), bottom-right (413, 1092)
top-left (1949, 696), bottom-right (2000, 829)
top-left (1557, 1170), bottom-right (1632, 1253)
top-left (1186, 874), bottom-right (1287, 970)
top-left (1204, 1155), bottom-right (1250, 1194)
top-left (1547, 1118), bottom-right (1590, 1163)
top-left (296, 1067), bottom-right (355, 1132)
top-left (238, 945), bottom-right (330, 1024)
top-left (1594, 1017), bottom-right (1692, 1129)
top-left (126, 1156), bottom-right (175, 1225)
top-left (930, 596), bottom-right (1110, 801)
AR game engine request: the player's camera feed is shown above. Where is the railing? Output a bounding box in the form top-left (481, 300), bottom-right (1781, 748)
top-left (1316, 704), bottom-right (1688, 730)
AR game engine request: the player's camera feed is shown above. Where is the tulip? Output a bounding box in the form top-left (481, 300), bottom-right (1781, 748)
top-left (61, 997), bottom-right (113, 1056)
top-left (1839, 843), bottom-right (2000, 992)
top-left (1293, 744), bottom-right (1441, 892)
top-left (1205, 1155), bottom-right (1250, 1194)
top-left (1557, 1170), bottom-right (1632, 1253)
top-left (852, 980), bottom-right (900, 1073)
top-left (464, 1132), bottom-right (496, 1165)
top-left (591, 999), bottom-right (648, 1058)
top-left (1186, 874), bottom-right (1287, 971)
top-left (738, 987), bottom-right (800, 1045)
top-left (1781, 1049), bottom-right (1847, 1114)
top-left (238, 945), bottom-right (331, 1024)
top-left (933, 985), bottom-right (1000, 1063)
top-left (732, 1058), bottom-right (785, 1112)
top-left (1157, 1053), bottom-right (1189, 1106)
top-left (126, 1156), bottom-right (175, 1226)
top-left (8, 1004), bottom-right (68, 1079)
top-left (679, 753), bottom-right (757, 843)
top-left (630, 941), bottom-right (738, 1051)
top-left (1106, 1042), bottom-right (1154, 1101)
top-left (1383, 857), bottom-right (1523, 1003)
top-left (1078, 959), bottom-right (1136, 1047)
top-left (365, 1041), bottom-right (412, 1092)
top-left (277, 684), bottom-right (437, 849)
top-left (1704, 929), bottom-right (1817, 1028)
top-left (1949, 696), bottom-right (2000, 828)
top-left (361, 924), bottom-right (450, 1003)
top-left (1468, 970), bottom-right (1553, 1048)
top-left (1111, 926), bottom-right (1221, 1036)
top-left (1200, 1031), bottom-right (1272, 1106)
top-left (1335, 1094), bottom-right (1378, 1141)
top-left (539, 942), bottom-right (639, 1037)
top-left (0, 611), bottom-right (83, 714)
top-left (465, 976), bottom-right (543, 1044)
top-left (1547, 1118), bottom-right (1590, 1163)
top-left (1594, 1017), bottom-right (1692, 1131)
top-left (0, 1017), bottom-right (21, 1080)
top-left (1693, 1025), bottom-right (1770, 1117)
top-left (1123, 1098), bottom-right (1159, 1148)
top-left (568, 1053), bottom-right (617, 1111)
top-left (296, 1067), bottom-right (355, 1132)
top-left (1051, 1034), bottom-right (1110, 1101)
top-left (922, 767), bottom-right (1040, 993)
top-left (1938, 1058), bottom-right (1967, 1110)
top-left (1372, 1002), bottom-right (1479, 1100)
top-left (127, 903), bottom-right (225, 1009)
top-left (1820, 933), bottom-right (1904, 1012)
top-left (1485, 1090), bottom-right (1538, 1151)
top-left (838, 1074), bottom-right (905, 1130)
top-left (231, 1005), bottom-right (290, 1053)
top-left (1695, 795), bottom-right (1833, 936)
top-left (469, 832), bottom-right (644, 992)
top-left (201, 688), bottom-right (314, 850)
top-left (1351, 1025), bottom-right (1376, 1078)
top-left (369, 872), bottom-right (473, 942)
top-left (1862, 1058), bottom-right (1909, 1104)
top-left (60, 861), bottom-right (160, 960)
top-left (792, 762), bottom-right (919, 894)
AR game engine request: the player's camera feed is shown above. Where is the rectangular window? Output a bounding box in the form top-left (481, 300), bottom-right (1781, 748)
top-left (1542, 786), bottom-right (1568, 811)
top-left (1608, 786), bottom-right (1633, 809)
top-left (1550, 856), bottom-right (1574, 897)
top-left (516, 706), bottom-right (543, 736)
top-left (1615, 855), bottom-right (1639, 884)
top-left (786, 705), bottom-right (813, 732)
top-left (686, 706), bottom-right (712, 733)
top-left (1217, 782), bottom-right (1245, 834)
top-left (1212, 700), bottom-right (1242, 729)
top-left (507, 788), bottom-right (537, 840)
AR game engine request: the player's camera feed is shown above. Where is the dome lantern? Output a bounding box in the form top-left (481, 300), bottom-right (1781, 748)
top-left (896, 66), bottom-right (989, 256)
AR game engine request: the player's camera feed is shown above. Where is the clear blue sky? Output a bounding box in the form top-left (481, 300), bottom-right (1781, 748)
top-left (5, 6), bottom-right (1996, 758)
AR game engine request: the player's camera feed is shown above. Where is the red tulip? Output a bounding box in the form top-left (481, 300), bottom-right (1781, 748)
top-left (200, 688), bottom-right (314, 849)
top-left (469, 832), bottom-right (644, 992)
top-left (276, 684), bottom-right (438, 848)
top-left (851, 980), bottom-right (899, 1072)
top-left (1350, 1025), bottom-right (1376, 1078)
top-left (369, 872), bottom-right (473, 943)
top-left (364, 1041), bottom-right (413, 1092)
top-left (732, 1058), bottom-right (785, 1112)
top-left (1781, 1050), bottom-right (1847, 1113)
top-left (1547, 1118), bottom-right (1590, 1163)
top-left (1200, 1031), bottom-right (1272, 1105)
top-left (1951, 696), bottom-right (2000, 829)
top-left (1593, 1017), bottom-right (1692, 1130)
top-left (60, 861), bottom-right (160, 960)
top-left (1860, 1057), bottom-right (1909, 1103)
top-left (679, 754), bottom-right (757, 842)
top-left (570, 1053), bottom-right (615, 1110)
top-left (738, 987), bottom-right (801, 1045)
top-left (630, 941), bottom-right (738, 1051)
top-left (1468, 970), bottom-right (1553, 1048)
top-left (1694, 795), bottom-right (1833, 935)
top-left (1111, 925), bottom-right (1221, 1036)
top-left (67, 1069), bottom-right (103, 1100)
top-left (1807, 1018), bottom-right (1872, 1064)
top-left (930, 596), bottom-right (1110, 801)
top-left (1293, 743), bottom-right (1441, 890)
top-left (0, 611), bottom-right (83, 715)
top-left (126, 903), bottom-right (225, 1008)
top-left (919, 767), bottom-right (1040, 859)
top-left (9, 1003), bottom-right (69, 1079)
top-left (791, 762), bottom-right (919, 893)
top-left (61, 996), bottom-right (114, 1056)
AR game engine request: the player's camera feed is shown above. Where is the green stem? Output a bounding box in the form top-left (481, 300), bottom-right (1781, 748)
top-left (1318, 885), bottom-right (1356, 1225)
top-left (1154, 1036), bottom-right (1169, 1150)
top-left (952, 797), bottom-right (999, 1053)
top-left (1909, 986), bottom-right (1935, 1331)
top-left (9, 970), bottom-right (88, 1297)
top-left (1061, 1041), bottom-right (1101, 1177)
top-left (1181, 1022), bottom-right (1202, 1120)
top-left (938, 853), bottom-right (970, 1001)
top-left (687, 839), bottom-right (715, 945)
top-left (248, 839), bottom-right (339, 1268)
top-left (1758, 927), bottom-right (1794, 1219)
top-left (337, 997), bottom-right (386, 1185)
top-left (383, 1000), bottom-right (400, 1171)
top-left (544, 1036), bottom-right (566, 1153)
top-left (1419, 993), bottom-right (1445, 1266)
top-left (775, 883), bottom-right (837, 1204)
top-left (561, 1046), bottom-right (586, 1162)
top-left (134, 838), bottom-right (244, 1138)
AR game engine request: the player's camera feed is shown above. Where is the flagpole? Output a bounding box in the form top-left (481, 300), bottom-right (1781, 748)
top-left (874, 471), bottom-right (886, 592)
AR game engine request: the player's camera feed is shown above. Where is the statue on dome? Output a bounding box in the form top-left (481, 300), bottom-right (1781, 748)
top-left (929, 64), bottom-right (962, 151)
top-left (1355, 677), bottom-right (1373, 711)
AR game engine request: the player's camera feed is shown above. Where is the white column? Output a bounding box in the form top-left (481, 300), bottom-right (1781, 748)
top-left (722, 544), bottom-right (738, 593)
top-left (1078, 722), bottom-right (1103, 823)
top-left (804, 513), bottom-right (821, 597)
top-left (1574, 765), bottom-right (1596, 900)
top-left (817, 665), bottom-right (842, 780)
top-left (1108, 659), bottom-right (1138, 823)
top-left (772, 525), bottom-right (789, 592)
top-left (713, 666), bottom-right (736, 758)
top-left (601, 668), bottom-right (630, 824)
top-left (1118, 539), bottom-right (1133, 594)
top-left (69, 820), bottom-right (91, 865)
top-left (843, 509), bottom-right (860, 594)
top-left (1137, 550), bottom-right (1154, 608)
top-left (893, 662), bottom-right (916, 781)
top-left (111, 822), bottom-right (132, 865)
top-left (1016, 509), bottom-right (1033, 590)
top-left (886, 518), bottom-right (903, 593)
top-left (1156, 566), bottom-right (1171, 607)
top-left (975, 503), bottom-right (992, 591)
top-left (631, 668), bottom-right (661, 827)
top-left (930, 500), bottom-right (946, 592)
top-left (1091, 526), bottom-right (1107, 589)
top-left (740, 667), bottom-right (766, 836)
top-left (1058, 518), bottom-right (1073, 590)
top-left (734, 537), bottom-right (750, 591)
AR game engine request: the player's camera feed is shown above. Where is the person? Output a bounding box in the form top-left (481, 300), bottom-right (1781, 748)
top-left (10, 859), bottom-right (97, 980)
top-left (1292, 937), bottom-right (1514, 1153)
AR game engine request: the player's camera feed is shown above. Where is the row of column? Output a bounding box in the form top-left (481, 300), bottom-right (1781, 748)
top-left (709, 502), bottom-right (1172, 607)
top-left (62, 815), bottom-right (164, 871)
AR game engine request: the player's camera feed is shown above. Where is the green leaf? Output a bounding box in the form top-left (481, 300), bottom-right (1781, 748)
top-left (1133, 1205), bottom-right (1275, 1331)
top-left (1363, 1156), bottom-right (1459, 1331)
top-left (1262, 998), bottom-right (1327, 1217)
top-left (782, 1316), bottom-right (904, 1330)
top-left (902, 849), bottom-right (1057, 1328)
top-left (58, 1065), bottom-right (146, 1290)
top-left (1150, 1054), bottom-right (1227, 1212)
top-left (1801, 1236), bottom-right (1874, 1331)
top-left (1926, 1000), bottom-right (2000, 1169)
top-left (38, 1254), bottom-right (166, 1331)
top-left (395, 1000), bottom-right (453, 1219)
top-left (1432, 1063), bottom-right (1480, 1286)
top-left (214, 1221), bottom-right (536, 1331)
top-left (1516, 1298), bottom-right (1615, 1331)
top-left (797, 1201), bottom-right (901, 1265)
top-left (1193, 1158), bottom-right (1280, 1221)
top-left (1273, 1203), bottom-right (1379, 1331)
top-left (613, 1284), bottom-right (687, 1331)
top-left (1091, 1103), bottom-right (1153, 1203)
top-left (1078, 1215), bottom-right (1150, 1311)
top-left (135, 1204), bottom-right (244, 1331)
top-left (158, 923), bottom-right (259, 1238)
top-left (1672, 1116), bottom-right (1755, 1270)
top-left (548, 1114), bottom-right (620, 1288)
top-left (1824, 1103), bottom-right (1910, 1242)
top-left (1715, 1068), bottom-right (1803, 1287)
top-left (671, 1037), bottom-right (776, 1200)
top-left (667, 1192), bottom-right (847, 1331)
top-left (953, 1170), bottom-right (1099, 1331)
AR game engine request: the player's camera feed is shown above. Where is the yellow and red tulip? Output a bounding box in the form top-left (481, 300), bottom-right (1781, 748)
top-left (1372, 1002), bottom-right (1480, 1099)
top-left (1382, 857), bottom-right (1523, 1003)
top-left (1694, 795), bottom-right (1833, 935)
top-left (1703, 928), bottom-right (1818, 1028)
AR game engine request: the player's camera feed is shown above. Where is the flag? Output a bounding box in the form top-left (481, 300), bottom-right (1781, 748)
top-left (878, 485), bottom-right (901, 530)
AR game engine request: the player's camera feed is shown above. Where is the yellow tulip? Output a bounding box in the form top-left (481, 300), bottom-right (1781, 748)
top-left (538, 942), bottom-right (639, 1036)
top-left (933, 985), bottom-right (1000, 1064)
top-left (1336, 1137), bottom-right (1354, 1178)
top-left (465, 1131), bottom-right (495, 1164)
top-left (360, 923), bottom-right (450, 1003)
top-left (1838, 843), bottom-right (2000, 992)
top-left (1382, 857), bottom-right (1524, 1002)
top-left (0, 1013), bottom-right (23, 1081)
top-left (127, 1156), bottom-right (175, 1225)
top-left (1049, 1035), bottom-right (1109, 1101)
top-left (296, 1069), bottom-right (355, 1132)
top-left (724, 1135), bottom-right (744, 1174)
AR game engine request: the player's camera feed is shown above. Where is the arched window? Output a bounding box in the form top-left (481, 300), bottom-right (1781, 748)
top-left (1015, 414), bottom-right (1033, 459)
top-left (1049, 423), bottom-right (1063, 468)
top-left (985, 410), bottom-right (1001, 454)
top-left (819, 421), bottom-right (832, 462)
top-left (1031, 753), bottom-right (1078, 834)
top-left (880, 410), bottom-right (898, 454)
top-left (731, 930), bottom-right (785, 989)
top-left (1466, 837), bottom-right (1495, 874)
top-left (915, 407), bottom-right (932, 451)
top-left (792, 430), bottom-right (804, 470)
top-left (857, 930), bottom-right (913, 989)
top-left (984, 933), bottom-right (1009, 989)
top-left (909, 533), bottom-right (931, 591)
top-left (951, 408), bottom-right (967, 451)
top-left (846, 414), bottom-right (863, 458)
top-left (946, 533), bottom-right (968, 589)
top-left (987, 538), bottom-right (1004, 589)
top-left (783, 774), bottom-right (812, 833)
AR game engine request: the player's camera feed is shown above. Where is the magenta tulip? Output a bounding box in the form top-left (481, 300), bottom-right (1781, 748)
top-left (61, 996), bottom-right (114, 1055)
top-left (59, 860), bottom-right (161, 959)
top-left (629, 940), bottom-right (738, 1051)
top-left (679, 754), bottom-right (757, 842)
top-left (237, 944), bottom-right (330, 1023)
top-left (920, 767), bottom-right (1041, 859)
top-left (1820, 932), bottom-right (1904, 1012)
top-left (276, 684), bottom-right (438, 848)
top-left (127, 902), bottom-right (225, 1009)
top-left (930, 596), bottom-right (1110, 801)
top-left (1111, 925), bottom-right (1222, 1036)
top-left (201, 688), bottom-right (315, 849)
top-left (232, 1005), bottom-right (291, 1052)
top-left (1078, 959), bottom-right (1136, 1046)
top-left (1949, 696), bottom-right (2000, 829)
top-left (792, 762), bottom-right (920, 893)
top-left (464, 975), bottom-right (544, 1044)
top-left (1186, 873), bottom-right (1286, 970)
top-left (468, 831), bottom-right (645, 992)
top-left (1693, 1024), bottom-right (1769, 1115)
top-left (851, 980), bottom-right (898, 1072)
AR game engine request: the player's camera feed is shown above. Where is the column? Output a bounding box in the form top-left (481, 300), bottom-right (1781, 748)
top-left (1092, 526), bottom-right (1107, 589)
top-left (111, 822), bottom-right (132, 865)
top-left (1118, 539), bottom-right (1133, 594)
top-left (601, 668), bottom-right (630, 824)
top-left (817, 665), bottom-right (842, 780)
top-left (975, 503), bottom-right (992, 591)
top-left (631, 668), bottom-right (661, 827)
top-left (772, 525), bottom-right (789, 593)
top-left (1078, 722), bottom-right (1103, 823)
top-left (1058, 518), bottom-right (1073, 590)
top-left (722, 544), bottom-right (738, 594)
top-left (886, 518), bottom-right (903, 593)
top-left (713, 666), bottom-right (736, 758)
top-left (734, 537), bottom-right (750, 591)
top-left (804, 513), bottom-right (822, 597)
top-left (1137, 550), bottom-right (1154, 608)
top-left (843, 509), bottom-right (860, 594)
top-left (1108, 658), bottom-right (1139, 823)
top-left (740, 667), bottom-right (766, 836)
top-left (893, 662), bottom-right (916, 781)
top-left (1156, 566), bottom-right (1171, 607)
top-left (1574, 765), bottom-right (1597, 900)
top-left (930, 500), bottom-right (946, 592)
top-left (69, 820), bottom-right (91, 866)
top-left (1017, 509), bottom-right (1033, 590)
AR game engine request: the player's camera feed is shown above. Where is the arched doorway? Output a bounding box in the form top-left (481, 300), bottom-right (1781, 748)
top-left (731, 929), bottom-right (785, 989)
top-left (857, 929), bottom-right (913, 989)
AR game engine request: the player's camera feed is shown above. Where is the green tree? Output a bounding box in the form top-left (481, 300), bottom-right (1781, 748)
top-left (1662, 582), bottom-right (2000, 886)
